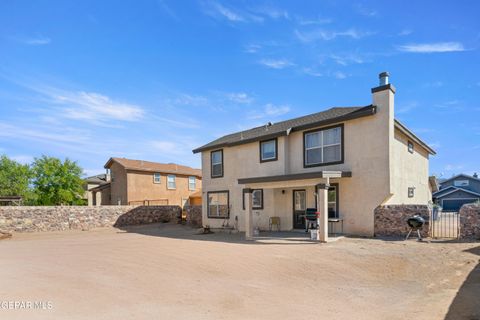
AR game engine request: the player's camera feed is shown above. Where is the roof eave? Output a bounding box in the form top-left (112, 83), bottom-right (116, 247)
top-left (394, 120), bottom-right (436, 155)
top-left (192, 105), bottom-right (376, 154)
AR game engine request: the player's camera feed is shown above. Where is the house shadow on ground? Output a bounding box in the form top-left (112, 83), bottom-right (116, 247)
top-left (114, 222), bottom-right (320, 246)
top-left (445, 245), bottom-right (480, 320)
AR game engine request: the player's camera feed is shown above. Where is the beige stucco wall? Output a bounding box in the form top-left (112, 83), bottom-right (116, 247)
top-left (201, 86), bottom-right (431, 236)
top-left (126, 170), bottom-right (201, 206)
top-left (110, 162), bottom-right (128, 205)
top-left (386, 128), bottom-right (430, 204)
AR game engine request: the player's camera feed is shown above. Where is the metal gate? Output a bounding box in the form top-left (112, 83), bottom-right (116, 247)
top-left (430, 210), bottom-right (460, 239)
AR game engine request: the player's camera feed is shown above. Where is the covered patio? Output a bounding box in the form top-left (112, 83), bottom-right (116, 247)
top-left (239, 170), bottom-right (352, 242)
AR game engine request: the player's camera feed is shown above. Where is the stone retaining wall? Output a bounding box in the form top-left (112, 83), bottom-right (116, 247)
top-left (185, 205), bottom-right (202, 227)
top-left (374, 205), bottom-right (430, 238)
top-left (459, 203), bottom-right (480, 240)
top-left (0, 205), bottom-right (184, 233)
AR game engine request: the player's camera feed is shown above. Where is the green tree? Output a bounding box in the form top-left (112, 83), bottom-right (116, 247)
top-left (0, 155), bottom-right (32, 199)
top-left (31, 156), bottom-right (85, 205)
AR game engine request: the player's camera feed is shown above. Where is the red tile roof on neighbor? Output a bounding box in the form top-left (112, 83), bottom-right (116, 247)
top-left (104, 157), bottom-right (202, 178)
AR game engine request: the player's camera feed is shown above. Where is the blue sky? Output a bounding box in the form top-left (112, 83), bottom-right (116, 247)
top-left (0, 1), bottom-right (479, 178)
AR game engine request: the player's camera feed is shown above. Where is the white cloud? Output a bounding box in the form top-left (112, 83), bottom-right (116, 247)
top-left (330, 53), bottom-right (365, 66)
top-left (258, 59), bottom-right (294, 69)
top-left (208, 1), bottom-right (245, 22)
top-left (226, 92), bottom-right (253, 104)
top-left (355, 4), bottom-right (377, 17)
top-left (302, 68), bottom-right (323, 77)
top-left (398, 42), bottom-right (465, 53)
top-left (296, 16), bottom-right (332, 26)
top-left (444, 164), bottom-right (464, 171)
top-left (398, 29), bottom-right (413, 36)
top-left (424, 81), bottom-right (444, 88)
top-left (250, 6), bottom-right (289, 20)
top-left (201, 1), bottom-right (263, 23)
top-left (245, 44), bottom-right (262, 53)
top-left (249, 103), bottom-right (291, 119)
top-left (18, 35), bottom-right (51, 45)
top-left (295, 28), bottom-right (373, 42)
top-left (51, 91), bottom-right (145, 123)
top-left (333, 71), bottom-right (347, 79)
top-left (397, 102), bottom-right (419, 114)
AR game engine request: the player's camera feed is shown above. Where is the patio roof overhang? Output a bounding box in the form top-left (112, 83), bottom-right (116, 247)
top-left (238, 171), bottom-right (352, 189)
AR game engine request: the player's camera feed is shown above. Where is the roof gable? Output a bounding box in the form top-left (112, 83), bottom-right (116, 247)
top-left (104, 158), bottom-right (202, 178)
top-left (439, 174), bottom-right (480, 185)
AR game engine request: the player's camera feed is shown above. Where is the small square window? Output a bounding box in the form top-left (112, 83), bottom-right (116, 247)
top-left (408, 141), bottom-right (414, 153)
top-left (167, 175), bottom-right (176, 189)
top-left (260, 139), bottom-right (277, 162)
top-left (153, 173), bottom-right (161, 184)
top-left (408, 187), bottom-right (415, 198)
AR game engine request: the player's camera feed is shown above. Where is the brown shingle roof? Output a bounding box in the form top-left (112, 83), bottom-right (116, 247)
top-left (193, 105), bottom-right (376, 153)
top-left (105, 158), bottom-right (201, 178)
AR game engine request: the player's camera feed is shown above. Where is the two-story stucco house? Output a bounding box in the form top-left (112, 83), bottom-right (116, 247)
top-left (92, 158), bottom-right (202, 206)
top-left (193, 72), bottom-right (436, 240)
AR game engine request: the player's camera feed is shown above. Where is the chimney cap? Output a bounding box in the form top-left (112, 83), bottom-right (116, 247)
top-left (379, 71), bottom-right (390, 78)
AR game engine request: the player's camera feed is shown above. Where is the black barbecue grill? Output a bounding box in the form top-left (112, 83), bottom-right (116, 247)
top-left (305, 208), bottom-right (318, 232)
top-left (405, 215), bottom-right (425, 241)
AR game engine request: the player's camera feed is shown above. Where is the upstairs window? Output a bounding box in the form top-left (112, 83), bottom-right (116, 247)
top-left (408, 141), bottom-right (414, 153)
top-left (189, 176), bottom-right (196, 190)
top-left (304, 125), bottom-right (343, 167)
top-left (454, 180), bottom-right (469, 187)
top-left (260, 139), bottom-right (277, 162)
top-left (211, 150), bottom-right (223, 178)
top-left (167, 175), bottom-right (176, 189)
top-left (153, 173), bottom-right (161, 184)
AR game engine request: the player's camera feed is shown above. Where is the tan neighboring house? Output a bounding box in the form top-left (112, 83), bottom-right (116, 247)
top-left (84, 174), bottom-right (110, 206)
top-left (193, 72), bottom-right (436, 240)
top-left (98, 157), bottom-right (202, 206)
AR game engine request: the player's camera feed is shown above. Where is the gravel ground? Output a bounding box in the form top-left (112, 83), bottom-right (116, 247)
top-left (0, 223), bottom-right (479, 320)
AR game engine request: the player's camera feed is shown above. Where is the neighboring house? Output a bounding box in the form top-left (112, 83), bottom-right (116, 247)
top-left (433, 173), bottom-right (480, 211)
top-left (193, 72), bottom-right (436, 239)
top-left (83, 174), bottom-right (109, 206)
top-left (103, 157), bottom-right (202, 206)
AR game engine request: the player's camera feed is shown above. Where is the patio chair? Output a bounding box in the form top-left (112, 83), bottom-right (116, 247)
top-left (269, 217), bottom-right (281, 231)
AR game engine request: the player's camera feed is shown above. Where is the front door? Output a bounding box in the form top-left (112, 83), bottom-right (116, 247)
top-left (293, 190), bottom-right (306, 229)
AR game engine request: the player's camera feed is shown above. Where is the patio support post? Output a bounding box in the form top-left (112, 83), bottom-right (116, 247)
top-left (316, 180), bottom-right (330, 242)
top-left (244, 188), bottom-right (254, 240)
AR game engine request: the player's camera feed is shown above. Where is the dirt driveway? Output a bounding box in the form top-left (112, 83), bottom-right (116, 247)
top-left (1, 224), bottom-right (479, 320)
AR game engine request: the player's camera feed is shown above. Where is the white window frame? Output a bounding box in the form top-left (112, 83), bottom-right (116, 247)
top-left (153, 173), bottom-right (161, 184)
top-left (188, 176), bottom-right (196, 191)
top-left (304, 125), bottom-right (342, 167)
top-left (167, 175), bottom-right (176, 190)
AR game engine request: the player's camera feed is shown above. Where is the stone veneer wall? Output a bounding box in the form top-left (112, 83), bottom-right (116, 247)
top-left (374, 205), bottom-right (430, 238)
top-left (459, 203), bottom-right (480, 240)
top-left (185, 205), bottom-right (202, 227)
top-left (0, 205), bottom-right (183, 233)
